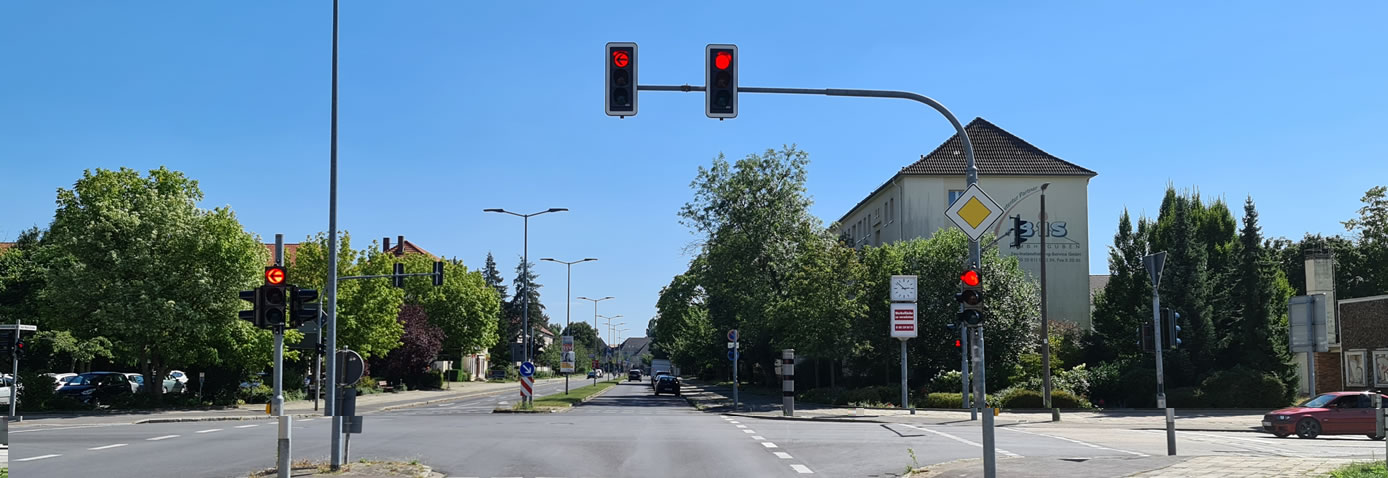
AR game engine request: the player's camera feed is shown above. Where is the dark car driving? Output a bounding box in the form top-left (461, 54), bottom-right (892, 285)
top-left (57, 372), bottom-right (133, 406)
top-left (628, 369), bottom-right (642, 381)
top-left (1263, 391), bottom-right (1388, 439)
top-left (653, 374), bottom-right (680, 396)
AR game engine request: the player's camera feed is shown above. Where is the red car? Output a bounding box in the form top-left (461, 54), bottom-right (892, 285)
top-left (1263, 391), bottom-right (1388, 439)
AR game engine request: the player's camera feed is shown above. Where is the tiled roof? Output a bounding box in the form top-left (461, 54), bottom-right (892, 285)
top-left (382, 236), bottom-right (437, 259)
top-left (262, 243), bottom-right (300, 267)
top-left (0, 242), bottom-right (14, 253)
top-left (901, 118), bottom-right (1096, 177)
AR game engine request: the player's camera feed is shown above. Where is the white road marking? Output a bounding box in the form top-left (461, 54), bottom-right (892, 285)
top-left (300, 418), bottom-right (315, 422)
top-left (762, 442), bottom-right (779, 448)
top-left (729, 420), bottom-right (740, 424)
top-left (12, 424), bottom-right (127, 434)
top-left (1006, 427), bottom-right (1148, 457)
top-left (147, 435), bottom-right (180, 441)
top-left (17, 454), bottom-right (61, 461)
top-left (743, 429), bottom-right (756, 434)
top-left (736, 425), bottom-right (747, 428)
top-left (752, 435), bottom-right (766, 440)
top-left (89, 444), bottom-right (128, 450)
top-left (790, 464), bottom-right (814, 474)
top-left (235, 424), bottom-right (259, 429)
top-left (195, 428), bottom-right (222, 434)
top-left (773, 452), bottom-right (793, 459)
top-left (901, 424), bottom-right (1020, 458)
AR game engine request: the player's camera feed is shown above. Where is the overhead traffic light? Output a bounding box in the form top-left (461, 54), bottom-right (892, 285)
top-left (262, 266), bottom-right (288, 328)
top-left (291, 286), bottom-right (320, 329)
top-left (706, 44), bottom-right (737, 119)
top-left (393, 263), bottom-right (405, 288)
top-left (1161, 308), bottom-right (1182, 349)
top-left (1010, 216), bottom-right (1028, 249)
top-left (954, 266), bottom-right (984, 326)
top-left (433, 260), bottom-right (445, 287)
top-left (239, 288), bottom-right (261, 328)
top-left (605, 42), bottom-right (637, 117)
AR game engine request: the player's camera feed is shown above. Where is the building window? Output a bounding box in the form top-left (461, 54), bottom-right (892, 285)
top-left (889, 198), bottom-right (895, 223)
top-left (949, 189), bottom-right (965, 205)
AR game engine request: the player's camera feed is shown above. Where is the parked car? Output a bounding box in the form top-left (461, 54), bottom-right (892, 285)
top-left (1263, 391), bottom-right (1388, 439)
top-left (126, 373), bottom-right (186, 394)
top-left (652, 374), bottom-right (681, 396)
top-left (167, 370), bottom-right (189, 386)
top-left (587, 370), bottom-right (599, 379)
top-left (57, 372), bottom-right (134, 406)
top-left (0, 375), bottom-right (14, 405)
top-left (46, 372), bottom-right (78, 390)
top-left (628, 369), bottom-right (642, 382)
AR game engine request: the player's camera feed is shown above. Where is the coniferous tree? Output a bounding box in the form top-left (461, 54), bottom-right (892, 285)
top-left (1225, 197), bottom-right (1297, 400)
top-left (1089, 209), bottom-right (1152, 363)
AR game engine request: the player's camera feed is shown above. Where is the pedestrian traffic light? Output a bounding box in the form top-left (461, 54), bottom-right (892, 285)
top-left (706, 44), bottom-right (737, 119)
top-left (1161, 308), bottom-right (1182, 349)
top-left (605, 42), bottom-right (637, 117)
top-left (393, 262), bottom-right (405, 288)
top-left (291, 286), bottom-right (319, 329)
top-left (433, 260), bottom-right (445, 287)
top-left (955, 266), bottom-right (984, 325)
top-left (1010, 216), bottom-right (1028, 249)
top-left (262, 266), bottom-right (288, 328)
top-left (239, 288), bottom-right (261, 328)
top-left (955, 339), bottom-right (962, 348)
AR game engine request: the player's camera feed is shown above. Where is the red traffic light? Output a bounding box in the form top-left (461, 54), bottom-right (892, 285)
top-left (714, 51), bottom-right (732, 70)
top-left (954, 339), bottom-right (961, 348)
top-left (612, 50), bottom-right (630, 68)
top-left (265, 266), bottom-right (286, 285)
top-left (960, 269), bottom-right (980, 287)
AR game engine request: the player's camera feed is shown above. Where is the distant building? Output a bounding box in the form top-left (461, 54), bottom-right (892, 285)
top-left (837, 118), bottom-right (1098, 327)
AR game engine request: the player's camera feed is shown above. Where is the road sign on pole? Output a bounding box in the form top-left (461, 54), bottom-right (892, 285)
top-left (945, 185), bottom-right (1004, 241)
top-left (890, 303), bottom-right (918, 338)
top-left (519, 361), bottom-right (535, 377)
top-left (728, 329), bottom-right (738, 342)
top-left (520, 376), bottom-right (533, 400)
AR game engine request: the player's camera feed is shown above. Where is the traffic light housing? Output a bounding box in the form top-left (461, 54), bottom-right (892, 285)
top-left (239, 288), bottom-right (261, 328)
top-left (955, 266), bottom-right (984, 325)
top-left (1161, 308), bottom-right (1182, 349)
top-left (393, 263), bottom-right (405, 288)
top-left (1010, 215), bottom-right (1028, 249)
top-left (706, 44), bottom-right (737, 119)
top-left (14, 336), bottom-right (24, 359)
top-left (1140, 321), bottom-right (1155, 353)
top-left (262, 266), bottom-right (288, 328)
top-left (291, 286), bottom-right (320, 329)
top-left (433, 260), bottom-right (445, 287)
top-left (605, 42), bottom-right (637, 117)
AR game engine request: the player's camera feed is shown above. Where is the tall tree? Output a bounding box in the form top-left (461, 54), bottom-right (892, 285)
top-left (1149, 188), bottom-right (1216, 386)
top-left (481, 252), bottom-right (507, 302)
top-left (41, 167), bottom-right (270, 401)
top-left (1224, 197), bottom-right (1296, 399)
top-left (1343, 186), bottom-right (1388, 294)
top-left (1090, 209), bottom-right (1153, 363)
top-left (505, 257), bottom-right (547, 358)
top-left (393, 253), bottom-right (500, 357)
top-left (0, 227), bottom-right (48, 330)
top-left (288, 233), bottom-right (404, 360)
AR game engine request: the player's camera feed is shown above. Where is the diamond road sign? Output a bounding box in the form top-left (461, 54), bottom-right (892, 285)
top-left (945, 184), bottom-right (1004, 241)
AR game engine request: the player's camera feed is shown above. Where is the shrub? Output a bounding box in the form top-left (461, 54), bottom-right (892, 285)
top-left (1053, 364), bottom-right (1093, 400)
top-left (1166, 386), bottom-right (1209, 408)
top-left (1085, 360), bottom-right (1127, 408)
top-left (355, 375), bottom-right (381, 395)
top-left (1199, 366), bottom-right (1287, 408)
top-left (928, 371), bottom-right (963, 394)
top-left (1049, 390), bottom-right (1092, 409)
top-left (238, 384), bottom-right (273, 404)
top-left (999, 388), bottom-right (1045, 408)
top-left (798, 387), bottom-right (847, 405)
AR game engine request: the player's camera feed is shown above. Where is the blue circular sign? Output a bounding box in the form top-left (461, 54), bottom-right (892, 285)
top-left (519, 361), bottom-right (535, 377)
top-left (727, 349), bottom-right (736, 361)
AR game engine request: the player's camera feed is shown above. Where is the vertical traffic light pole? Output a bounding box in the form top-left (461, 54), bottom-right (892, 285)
top-left (1040, 183), bottom-right (1053, 419)
top-left (9, 320), bottom-right (19, 420)
top-left (325, 0), bottom-right (343, 470)
top-left (273, 235), bottom-right (291, 478)
top-left (633, 82), bottom-right (988, 477)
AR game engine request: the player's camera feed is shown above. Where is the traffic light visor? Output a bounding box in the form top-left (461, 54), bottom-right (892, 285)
top-left (960, 269), bottom-right (980, 287)
top-left (265, 266), bottom-right (286, 285)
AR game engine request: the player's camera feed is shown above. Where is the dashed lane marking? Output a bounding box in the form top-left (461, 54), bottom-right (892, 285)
top-left (743, 430), bottom-right (756, 434)
top-left (147, 435), bottom-right (180, 441)
top-left (736, 425), bottom-right (747, 428)
top-left (235, 424), bottom-right (259, 429)
top-left (17, 454), bottom-right (61, 461)
top-left (89, 444), bottom-right (128, 450)
top-left (773, 452), bottom-right (793, 459)
top-left (752, 435), bottom-right (765, 440)
top-left (762, 442), bottom-right (779, 448)
top-left (791, 464), bottom-right (814, 474)
top-left (900, 424), bottom-right (1020, 458)
top-left (195, 428), bottom-right (222, 434)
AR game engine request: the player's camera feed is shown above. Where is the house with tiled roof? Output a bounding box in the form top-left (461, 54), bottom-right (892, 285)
top-left (837, 118), bottom-right (1098, 328)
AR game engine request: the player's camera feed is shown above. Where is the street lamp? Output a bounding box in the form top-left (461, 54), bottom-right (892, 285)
top-left (1038, 182), bottom-right (1053, 416)
top-left (576, 296), bottom-right (613, 384)
top-left (484, 207), bottom-right (568, 404)
top-left (541, 257), bottom-right (597, 395)
top-left (600, 314), bottom-right (624, 373)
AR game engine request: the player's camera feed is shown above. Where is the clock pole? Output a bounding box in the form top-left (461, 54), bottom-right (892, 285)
top-left (889, 275), bottom-right (918, 414)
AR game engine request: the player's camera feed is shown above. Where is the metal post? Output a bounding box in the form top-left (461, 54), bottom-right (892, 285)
top-left (565, 264), bottom-right (570, 395)
top-left (9, 320), bottom-right (18, 419)
top-left (1154, 290), bottom-right (1175, 456)
top-left (783, 349), bottom-right (796, 416)
top-left (1308, 297), bottom-right (1317, 396)
top-left (1040, 183), bottom-right (1055, 420)
top-left (977, 326), bottom-right (994, 477)
top-left (273, 236), bottom-right (290, 478)
top-left (522, 216), bottom-right (530, 404)
top-left (325, 0), bottom-right (342, 469)
top-left (733, 345), bottom-right (739, 412)
top-left (899, 339), bottom-right (909, 411)
top-left (961, 325), bottom-right (973, 418)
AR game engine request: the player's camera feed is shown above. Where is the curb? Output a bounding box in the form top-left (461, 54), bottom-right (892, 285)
top-left (134, 413), bottom-right (319, 424)
top-left (723, 412), bottom-right (887, 424)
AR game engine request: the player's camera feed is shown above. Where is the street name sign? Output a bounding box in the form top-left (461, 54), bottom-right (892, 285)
top-left (944, 184), bottom-right (1004, 241)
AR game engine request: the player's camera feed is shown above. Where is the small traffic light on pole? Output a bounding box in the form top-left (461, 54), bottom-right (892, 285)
top-left (955, 266), bottom-right (984, 326)
top-left (291, 286), bottom-right (319, 329)
top-left (1162, 308), bottom-right (1182, 349)
top-left (262, 266), bottom-right (288, 328)
top-left (393, 263), bottom-right (405, 288)
top-left (706, 44), bottom-right (737, 119)
top-left (239, 288), bottom-right (262, 328)
top-left (14, 337), bottom-right (25, 359)
top-left (433, 260), bottom-right (445, 287)
top-left (605, 42), bottom-right (637, 117)
top-left (1010, 216), bottom-right (1028, 248)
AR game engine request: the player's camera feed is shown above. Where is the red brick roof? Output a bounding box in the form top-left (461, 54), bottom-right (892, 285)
top-left (382, 236), bottom-right (437, 259)
top-left (0, 242), bottom-right (14, 253)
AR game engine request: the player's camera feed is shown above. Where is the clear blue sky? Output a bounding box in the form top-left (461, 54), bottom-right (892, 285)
top-left (3, 2), bottom-right (1385, 343)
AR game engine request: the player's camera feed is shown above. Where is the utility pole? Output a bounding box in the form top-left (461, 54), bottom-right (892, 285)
top-left (1039, 182), bottom-right (1054, 420)
top-left (324, 0), bottom-right (342, 470)
top-left (577, 296), bottom-right (612, 384)
top-left (273, 235), bottom-right (291, 478)
top-left (484, 208), bottom-right (567, 404)
top-left (1144, 251), bottom-right (1175, 456)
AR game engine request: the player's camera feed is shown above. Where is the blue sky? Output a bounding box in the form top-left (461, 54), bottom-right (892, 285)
top-left (3, 2), bottom-right (1385, 343)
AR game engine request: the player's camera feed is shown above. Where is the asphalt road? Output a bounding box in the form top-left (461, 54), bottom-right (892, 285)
top-left (14, 377), bottom-right (1388, 478)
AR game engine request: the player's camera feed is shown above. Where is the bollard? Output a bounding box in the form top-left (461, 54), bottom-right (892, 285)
top-left (277, 415), bottom-right (292, 478)
top-left (782, 349), bottom-right (795, 416)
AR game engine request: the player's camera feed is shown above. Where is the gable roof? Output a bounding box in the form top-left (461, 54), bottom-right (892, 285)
top-left (903, 118), bottom-right (1096, 177)
top-left (383, 235), bottom-right (437, 259)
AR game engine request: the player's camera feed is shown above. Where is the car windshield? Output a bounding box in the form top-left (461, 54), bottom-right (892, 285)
top-left (1299, 394), bottom-right (1338, 408)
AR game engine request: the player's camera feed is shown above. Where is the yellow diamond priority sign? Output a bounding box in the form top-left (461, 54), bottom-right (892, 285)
top-left (945, 184), bottom-right (1004, 241)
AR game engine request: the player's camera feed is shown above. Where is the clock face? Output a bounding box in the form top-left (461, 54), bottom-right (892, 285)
top-left (890, 276), bottom-right (916, 301)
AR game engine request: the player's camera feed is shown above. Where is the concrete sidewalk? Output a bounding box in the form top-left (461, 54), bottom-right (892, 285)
top-left (683, 380), bottom-right (1265, 433)
top-left (14, 376), bottom-right (570, 427)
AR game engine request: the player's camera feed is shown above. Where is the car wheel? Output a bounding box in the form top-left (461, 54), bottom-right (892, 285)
top-left (1295, 418), bottom-right (1321, 439)
top-left (1369, 434), bottom-right (1386, 441)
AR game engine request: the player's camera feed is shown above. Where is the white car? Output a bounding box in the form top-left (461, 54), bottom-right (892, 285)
top-left (46, 372), bottom-right (78, 390)
top-left (0, 375), bottom-right (16, 405)
top-left (167, 370), bottom-right (189, 385)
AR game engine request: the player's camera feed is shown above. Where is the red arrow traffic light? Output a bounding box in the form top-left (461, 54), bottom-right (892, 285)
top-left (265, 266), bottom-right (286, 285)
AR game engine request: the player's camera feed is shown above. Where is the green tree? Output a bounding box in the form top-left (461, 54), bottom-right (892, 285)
top-left (504, 257), bottom-right (548, 358)
top-left (481, 252), bottom-right (507, 302)
top-left (288, 232), bottom-right (403, 359)
top-left (1149, 188), bottom-right (1217, 386)
top-left (394, 254), bottom-right (500, 358)
top-left (1224, 197), bottom-right (1297, 401)
top-left (0, 227), bottom-right (48, 330)
top-left (1089, 209), bottom-right (1153, 363)
top-left (1343, 186), bottom-right (1388, 294)
top-left (41, 167), bottom-right (272, 401)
